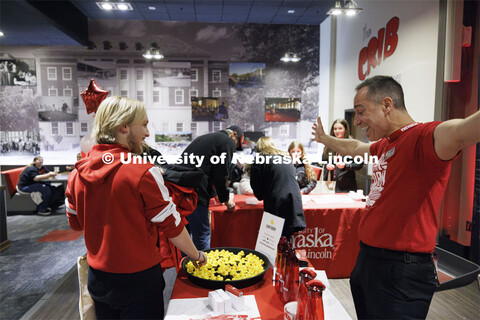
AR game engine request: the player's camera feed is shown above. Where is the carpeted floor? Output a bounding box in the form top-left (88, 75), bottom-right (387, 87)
top-left (0, 211), bottom-right (87, 320)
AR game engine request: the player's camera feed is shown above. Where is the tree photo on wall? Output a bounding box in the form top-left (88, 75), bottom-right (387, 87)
top-left (229, 24), bottom-right (319, 132)
top-left (0, 86), bottom-right (39, 132)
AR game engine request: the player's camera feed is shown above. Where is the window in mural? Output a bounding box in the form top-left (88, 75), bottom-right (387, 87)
top-left (153, 91), bottom-right (160, 103)
top-left (51, 122), bottom-right (59, 135)
top-left (47, 67), bottom-right (57, 81)
top-left (80, 122), bottom-right (88, 133)
top-left (62, 67), bottom-right (72, 81)
top-left (66, 122), bottom-right (74, 135)
top-left (212, 70), bottom-right (221, 83)
top-left (48, 87), bottom-right (58, 97)
top-left (63, 87), bottom-right (73, 97)
top-left (191, 69), bottom-right (198, 82)
top-left (189, 89), bottom-right (198, 101)
top-left (137, 90), bottom-right (144, 102)
top-left (175, 88), bottom-right (184, 105)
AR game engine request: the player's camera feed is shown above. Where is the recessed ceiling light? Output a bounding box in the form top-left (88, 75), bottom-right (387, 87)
top-left (287, 9), bottom-right (295, 14)
top-left (117, 3), bottom-right (129, 10)
top-left (148, 6), bottom-right (156, 10)
top-left (96, 2), bottom-right (133, 11)
top-left (0, 31), bottom-right (4, 37)
top-left (100, 2), bottom-right (113, 10)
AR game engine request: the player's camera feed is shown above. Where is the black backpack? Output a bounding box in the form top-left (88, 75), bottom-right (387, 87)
top-left (160, 164), bottom-right (205, 188)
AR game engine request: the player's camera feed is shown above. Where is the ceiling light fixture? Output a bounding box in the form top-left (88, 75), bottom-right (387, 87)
top-left (327, 0), bottom-right (362, 16)
top-left (100, 2), bottom-right (113, 10)
top-left (287, 10), bottom-right (295, 14)
top-left (117, 3), bottom-right (129, 10)
top-left (280, 52), bottom-right (301, 63)
top-left (143, 47), bottom-right (164, 60)
top-left (0, 31), bottom-right (4, 37)
top-left (96, 2), bottom-right (133, 11)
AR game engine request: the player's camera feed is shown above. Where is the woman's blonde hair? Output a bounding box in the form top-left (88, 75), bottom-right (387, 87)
top-left (91, 96), bottom-right (146, 144)
top-left (255, 136), bottom-right (287, 156)
top-left (288, 141), bottom-right (316, 181)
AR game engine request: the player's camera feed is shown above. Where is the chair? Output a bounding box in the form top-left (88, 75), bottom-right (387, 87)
top-left (0, 167), bottom-right (39, 214)
top-left (311, 166), bottom-right (323, 181)
top-left (310, 166), bottom-right (324, 194)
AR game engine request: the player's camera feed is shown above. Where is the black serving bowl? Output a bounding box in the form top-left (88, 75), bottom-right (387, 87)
top-left (181, 247), bottom-right (271, 289)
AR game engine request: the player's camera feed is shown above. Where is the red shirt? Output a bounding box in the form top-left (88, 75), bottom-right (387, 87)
top-left (360, 122), bottom-right (455, 253)
top-left (66, 144), bottom-right (184, 273)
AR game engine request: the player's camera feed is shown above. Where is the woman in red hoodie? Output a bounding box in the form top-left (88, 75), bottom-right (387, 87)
top-left (66, 96), bottom-right (207, 319)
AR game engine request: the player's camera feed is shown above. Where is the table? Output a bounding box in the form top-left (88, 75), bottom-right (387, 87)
top-left (210, 194), bottom-right (365, 278)
top-left (167, 268), bottom-right (352, 320)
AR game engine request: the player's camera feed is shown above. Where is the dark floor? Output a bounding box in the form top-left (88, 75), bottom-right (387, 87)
top-left (0, 211), bottom-right (86, 320)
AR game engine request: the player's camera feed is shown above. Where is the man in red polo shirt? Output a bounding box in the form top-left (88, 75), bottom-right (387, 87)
top-left (312, 75), bottom-right (480, 319)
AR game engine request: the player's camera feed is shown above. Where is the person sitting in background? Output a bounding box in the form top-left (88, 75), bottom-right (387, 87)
top-left (66, 153), bottom-right (82, 171)
top-left (288, 141), bottom-right (317, 194)
top-left (17, 156), bottom-right (57, 216)
top-left (250, 137), bottom-right (306, 240)
top-left (322, 119), bottom-right (363, 193)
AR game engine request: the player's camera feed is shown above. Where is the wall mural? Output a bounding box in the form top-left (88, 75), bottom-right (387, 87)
top-left (0, 20), bottom-right (319, 164)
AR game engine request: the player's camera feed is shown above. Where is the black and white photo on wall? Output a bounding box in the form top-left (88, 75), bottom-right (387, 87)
top-left (191, 97), bottom-right (229, 122)
top-left (0, 58), bottom-right (36, 86)
top-left (153, 61), bottom-right (191, 87)
top-left (38, 96), bottom-right (77, 121)
top-left (0, 86), bottom-right (40, 156)
top-left (77, 61), bottom-right (117, 89)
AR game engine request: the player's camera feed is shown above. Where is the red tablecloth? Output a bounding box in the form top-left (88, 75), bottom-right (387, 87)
top-left (210, 194), bottom-right (365, 278)
top-left (171, 267), bottom-right (285, 319)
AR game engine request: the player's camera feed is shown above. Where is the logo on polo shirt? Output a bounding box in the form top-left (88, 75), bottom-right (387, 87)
top-left (367, 153), bottom-right (388, 207)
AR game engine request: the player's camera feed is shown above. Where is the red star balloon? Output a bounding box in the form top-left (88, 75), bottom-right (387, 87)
top-left (80, 79), bottom-right (109, 114)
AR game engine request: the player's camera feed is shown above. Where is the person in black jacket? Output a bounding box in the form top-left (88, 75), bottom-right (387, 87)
top-left (250, 137), bottom-right (306, 240)
top-left (288, 141), bottom-right (317, 194)
top-left (322, 119), bottom-right (363, 193)
top-left (182, 126), bottom-right (244, 250)
top-left (17, 156), bottom-right (57, 215)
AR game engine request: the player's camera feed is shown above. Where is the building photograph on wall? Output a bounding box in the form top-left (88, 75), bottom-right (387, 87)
top-left (77, 61), bottom-right (117, 89)
top-left (38, 96), bottom-right (77, 121)
top-left (0, 58), bottom-right (37, 86)
top-left (191, 97), bottom-right (228, 122)
top-left (228, 62), bottom-right (265, 88)
top-left (153, 61), bottom-right (191, 87)
top-left (264, 97), bottom-right (301, 122)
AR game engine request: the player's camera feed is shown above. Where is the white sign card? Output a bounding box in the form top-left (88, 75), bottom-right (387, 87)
top-left (254, 211), bottom-right (285, 266)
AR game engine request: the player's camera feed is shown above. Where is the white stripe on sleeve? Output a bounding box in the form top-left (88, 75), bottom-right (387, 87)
top-left (65, 198), bottom-right (77, 215)
top-left (148, 167), bottom-right (172, 201)
top-left (148, 167), bottom-right (181, 226)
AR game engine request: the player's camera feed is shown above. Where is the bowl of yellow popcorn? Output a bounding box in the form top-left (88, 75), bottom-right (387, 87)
top-left (181, 247), bottom-right (270, 289)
